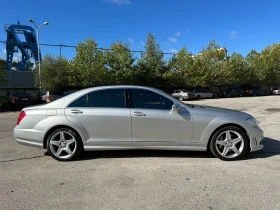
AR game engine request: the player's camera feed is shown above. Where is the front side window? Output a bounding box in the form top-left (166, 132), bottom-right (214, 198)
top-left (130, 89), bottom-right (173, 110)
top-left (88, 88), bottom-right (126, 108)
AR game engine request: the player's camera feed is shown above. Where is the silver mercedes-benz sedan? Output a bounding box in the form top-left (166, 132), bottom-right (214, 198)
top-left (14, 85), bottom-right (264, 161)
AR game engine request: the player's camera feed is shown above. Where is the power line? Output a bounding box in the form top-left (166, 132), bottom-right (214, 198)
top-left (0, 40), bottom-right (176, 55)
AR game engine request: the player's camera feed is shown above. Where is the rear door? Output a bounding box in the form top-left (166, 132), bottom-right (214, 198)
top-left (129, 88), bottom-right (193, 146)
top-left (65, 88), bottom-right (131, 146)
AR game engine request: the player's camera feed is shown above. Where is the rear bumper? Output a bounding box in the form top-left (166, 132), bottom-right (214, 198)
top-left (14, 128), bottom-right (44, 149)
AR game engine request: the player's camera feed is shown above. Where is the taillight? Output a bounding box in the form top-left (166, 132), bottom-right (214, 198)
top-left (47, 96), bottom-right (52, 101)
top-left (16, 111), bottom-right (26, 125)
top-left (12, 97), bottom-right (19, 103)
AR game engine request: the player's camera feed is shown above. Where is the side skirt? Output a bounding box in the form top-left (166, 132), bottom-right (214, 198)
top-left (84, 145), bottom-right (207, 152)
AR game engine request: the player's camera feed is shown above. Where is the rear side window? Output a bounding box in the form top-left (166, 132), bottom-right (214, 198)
top-left (88, 89), bottom-right (126, 108)
top-left (68, 94), bottom-right (87, 107)
top-left (129, 89), bottom-right (173, 110)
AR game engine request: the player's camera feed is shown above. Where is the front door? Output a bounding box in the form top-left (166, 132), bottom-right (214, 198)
top-left (65, 88), bottom-right (131, 146)
top-left (129, 88), bottom-right (193, 146)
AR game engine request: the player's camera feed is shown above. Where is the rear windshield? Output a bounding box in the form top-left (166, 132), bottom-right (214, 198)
top-left (49, 91), bottom-right (63, 95)
top-left (12, 92), bottom-right (31, 96)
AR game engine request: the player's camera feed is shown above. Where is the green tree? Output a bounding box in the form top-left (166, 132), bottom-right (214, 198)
top-left (225, 53), bottom-right (248, 85)
top-left (245, 50), bottom-right (260, 84)
top-left (25, 61), bottom-right (34, 71)
top-left (104, 41), bottom-right (135, 84)
top-left (34, 54), bottom-right (69, 90)
top-left (136, 33), bottom-right (166, 85)
top-left (192, 40), bottom-right (228, 86)
top-left (69, 37), bottom-right (107, 88)
top-left (258, 44), bottom-right (280, 85)
top-left (0, 58), bottom-right (7, 82)
top-left (166, 47), bottom-right (193, 87)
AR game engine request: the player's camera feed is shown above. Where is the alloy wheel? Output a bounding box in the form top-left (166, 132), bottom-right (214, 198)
top-left (49, 131), bottom-right (77, 159)
top-left (215, 130), bottom-right (244, 159)
top-left (179, 96), bottom-right (184, 101)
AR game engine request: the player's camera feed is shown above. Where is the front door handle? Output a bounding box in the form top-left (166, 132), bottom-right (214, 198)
top-left (134, 111), bottom-right (146, 116)
top-left (71, 109), bottom-right (83, 114)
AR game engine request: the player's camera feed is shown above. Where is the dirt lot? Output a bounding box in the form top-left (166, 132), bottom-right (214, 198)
top-left (0, 96), bottom-right (280, 210)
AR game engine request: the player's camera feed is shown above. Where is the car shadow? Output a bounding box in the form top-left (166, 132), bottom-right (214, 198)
top-left (74, 137), bottom-right (280, 161)
top-left (77, 150), bottom-right (214, 161)
top-left (246, 137), bottom-right (280, 159)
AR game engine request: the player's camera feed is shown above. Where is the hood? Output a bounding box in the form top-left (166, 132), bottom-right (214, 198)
top-left (188, 104), bottom-right (252, 118)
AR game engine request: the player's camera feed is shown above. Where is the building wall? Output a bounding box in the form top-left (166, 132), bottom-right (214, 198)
top-left (0, 71), bottom-right (36, 95)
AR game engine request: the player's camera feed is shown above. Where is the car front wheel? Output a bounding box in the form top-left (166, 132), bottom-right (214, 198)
top-left (47, 128), bottom-right (83, 161)
top-left (209, 126), bottom-right (249, 161)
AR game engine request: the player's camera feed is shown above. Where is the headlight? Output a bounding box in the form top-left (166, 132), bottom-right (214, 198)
top-left (246, 118), bottom-right (259, 128)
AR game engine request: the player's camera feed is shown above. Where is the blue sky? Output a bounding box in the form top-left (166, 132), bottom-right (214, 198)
top-left (0, 0), bottom-right (280, 61)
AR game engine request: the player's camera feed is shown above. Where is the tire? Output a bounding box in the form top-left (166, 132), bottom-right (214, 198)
top-left (196, 95), bottom-right (201, 100)
top-left (212, 94), bottom-right (217, 99)
top-left (46, 127), bottom-right (83, 161)
top-left (226, 93), bottom-right (231, 98)
top-left (209, 126), bottom-right (249, 161)
top-left (253, 92), bottom-right (257, 97)
top-left (239, 93), bottom-right (243, 97)
top-left (179, 95), bottom-right (184, 101)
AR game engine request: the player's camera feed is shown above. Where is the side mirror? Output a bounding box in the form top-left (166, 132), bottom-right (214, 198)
top-left (172, 103), bottom-right (181, 112)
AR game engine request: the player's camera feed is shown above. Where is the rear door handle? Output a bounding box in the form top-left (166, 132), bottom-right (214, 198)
top-left (134, 111), bottom-right (146, 116)
top-left (71, 109), bottom-right (83, 114)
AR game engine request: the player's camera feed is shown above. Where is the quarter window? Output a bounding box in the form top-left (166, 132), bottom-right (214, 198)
top-left (68, 94), bottom-right (87, 107)
top-left (130, 89), bottom-right (173, 110)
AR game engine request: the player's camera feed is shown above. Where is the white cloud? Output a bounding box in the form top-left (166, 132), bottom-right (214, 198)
top-left (176, 31), bottom-right (181, 36)
top-left (169, 49), bottom-right (178, 54)
top-left (127, 37), bottom-right (134, 44)
top-left (140, 40), bottom-right (145, 45)
top-left (168, 37), bottom-right (177, 43)
top-left (230, 30), bottom-right (239, 39)
top-left (104, 0), bottom-right (130, 5)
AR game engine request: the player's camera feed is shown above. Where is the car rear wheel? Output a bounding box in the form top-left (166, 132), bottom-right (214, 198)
top-left (226, 93), bottom-right (231, 98)
top-left (179, 96), bottom-right (184, 101)
top-left (196, 95), bottom-right (201, 100)
top-left (47, 128), bottom-right (83, 161)
top-left (209, 126), bottom-right (249, 161)
top-left (253, 92), bottom-right (257, 97)
top-left (212, 94), bottom-right (217, 98)
top-left (239, 93), bottom-right (243, 97)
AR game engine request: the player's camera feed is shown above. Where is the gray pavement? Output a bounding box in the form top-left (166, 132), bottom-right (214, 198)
top-left (0, 96), bottom-right (280, 210)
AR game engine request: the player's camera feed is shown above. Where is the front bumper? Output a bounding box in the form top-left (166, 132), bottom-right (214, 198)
top-left (248, 127), bottom-right (264, 152)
